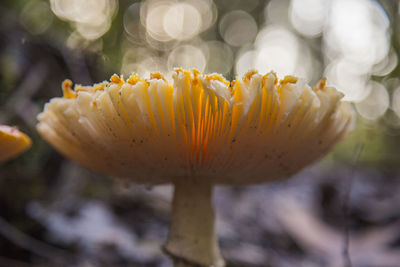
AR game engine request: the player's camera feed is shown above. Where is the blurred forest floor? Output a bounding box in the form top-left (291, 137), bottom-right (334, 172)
top-left (2, 160), bottom-right (400, 267)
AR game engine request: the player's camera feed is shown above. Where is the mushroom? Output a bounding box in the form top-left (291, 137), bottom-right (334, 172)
top-left (36, 69), bottom-right (354, 266)
top-left (0, 125), bottom-right (31, 163)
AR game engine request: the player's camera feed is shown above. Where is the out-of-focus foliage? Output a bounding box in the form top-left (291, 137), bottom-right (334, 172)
top-left (2, 0), bottom-right (400, 266)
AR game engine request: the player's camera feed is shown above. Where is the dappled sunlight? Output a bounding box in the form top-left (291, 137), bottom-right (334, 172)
top-left (44, 0), bottom-right (396, 123)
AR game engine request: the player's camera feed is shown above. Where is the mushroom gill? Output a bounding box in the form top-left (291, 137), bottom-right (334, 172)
top-left (0, 125), bottom-right (31, 163)
top-left (37, 69), bottom-right (354, 266)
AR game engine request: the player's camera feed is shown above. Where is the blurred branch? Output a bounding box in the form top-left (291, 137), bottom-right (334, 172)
top-left (0, 62), bottom-right (46, 127)
top-left (0, 256), bottom-right (44, 267)
top-left (0, 216), bottom-right (77, 266)
top-left (342, 143), bottom-right (364, 267)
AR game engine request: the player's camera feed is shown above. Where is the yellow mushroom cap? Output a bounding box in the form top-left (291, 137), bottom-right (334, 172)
top-left (0, 125), bottom-right (32, 163)
top-left (36, 69), bottom-right (354, 184)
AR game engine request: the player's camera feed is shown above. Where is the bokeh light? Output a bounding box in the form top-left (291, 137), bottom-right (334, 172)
top-left (219, 10), bottom-right (257, 47)
top-left (236, 25), bottom-right (314, 81)
top-left (45, 0), bottom-right (397, 122)
top-left (322, 0), bottom-right (391, 110)
top-left (20, 1), bottom-right (54, 35)
top-left (235, 48), bottom-right (257, 77)
top-left (168, 45), bottom-right (206, 72)
top-left (50, 0), bottom-right (117, 40)
top-left (265, 0), bottom-right (290, 25)
top-left (164, 3), bottom-right (202, 40)
top-left (124, 3), bottom-right (146, 45)
top-left (255, 26), bottom-right (300, 77)
top-left (372, 49), bottom-right (398, 77)
top-left (392, 87), bottom-right (400, 119)
top-left (289, 0), bottom-right (327, 37)
top-left (355, 81), bottom-right (389, 120)
top-left (187, 0), bottom-right (218, 32)
top-left (324, 59), bottom-right (370, 102)
top-left (121, 48), bottom-right (168, 78)
top-left (324, 0), bottom-right (389, 66)
top-left (204, 41), bottom-right (233, 75)
top-left (144, 0), bottom-right (174, 42)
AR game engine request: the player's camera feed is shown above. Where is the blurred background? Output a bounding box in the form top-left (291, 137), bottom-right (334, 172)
top-left (1, 0), bottom-right (400, 266)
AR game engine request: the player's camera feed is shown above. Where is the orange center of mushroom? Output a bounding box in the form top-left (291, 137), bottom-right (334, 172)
top-left (37, 69), bottom-right (353, 184)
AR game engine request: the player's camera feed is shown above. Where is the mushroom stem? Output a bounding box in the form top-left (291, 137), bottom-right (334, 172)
top-left (165, 180), bottom-right (224, 267)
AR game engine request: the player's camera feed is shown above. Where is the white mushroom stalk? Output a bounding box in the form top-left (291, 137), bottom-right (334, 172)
top-left (37, 69), bottom-right (354, 266)
top-left (0, 125), bottom-right (31, 163)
